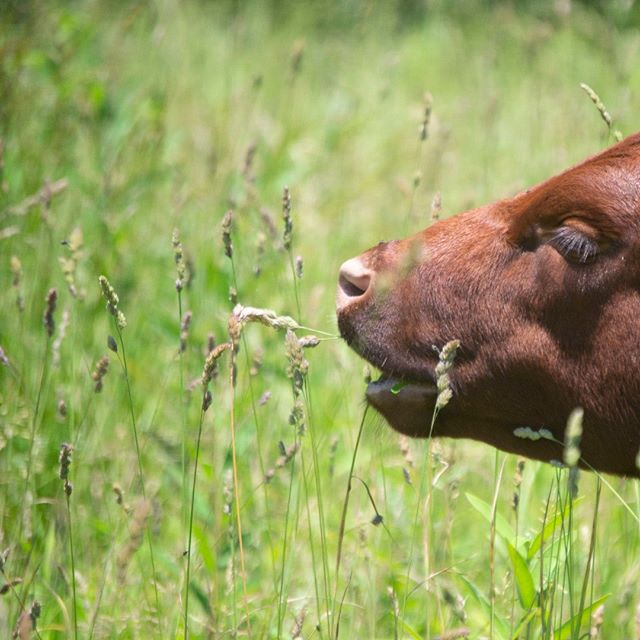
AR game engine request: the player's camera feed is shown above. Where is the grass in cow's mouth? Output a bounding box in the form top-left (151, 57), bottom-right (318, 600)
top-left (2, 3), bottom-right (639, 637)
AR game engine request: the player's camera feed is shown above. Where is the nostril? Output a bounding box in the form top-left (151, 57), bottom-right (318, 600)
top-left (339, 273), bottom-right (369, 298)
top-left (338, 258), bottom-right (373, 305)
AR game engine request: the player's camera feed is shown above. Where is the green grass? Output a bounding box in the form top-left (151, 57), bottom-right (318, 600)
top-left (2, 1), bottom-right (640, 637)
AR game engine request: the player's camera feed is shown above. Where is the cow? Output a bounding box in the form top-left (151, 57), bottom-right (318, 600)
top-left (336, 133), bottom-right (640, 477)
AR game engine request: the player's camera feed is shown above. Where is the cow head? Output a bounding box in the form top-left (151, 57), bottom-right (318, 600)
top-left (337, 133), bottom-right (640, 476)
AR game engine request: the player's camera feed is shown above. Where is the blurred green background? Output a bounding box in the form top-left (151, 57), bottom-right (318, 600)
top-left (2, 1), bottom-right (640, 638)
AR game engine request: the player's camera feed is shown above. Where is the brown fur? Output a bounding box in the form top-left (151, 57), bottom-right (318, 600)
top-left (337, 133), bottom-right (640, 476)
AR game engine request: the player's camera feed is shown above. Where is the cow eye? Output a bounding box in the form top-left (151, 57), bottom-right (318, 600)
top-left (547, 226), bottom-right (599, 264)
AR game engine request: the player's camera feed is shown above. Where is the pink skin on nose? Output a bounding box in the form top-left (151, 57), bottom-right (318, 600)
top-left (336, 257), bottom-right (373, 312)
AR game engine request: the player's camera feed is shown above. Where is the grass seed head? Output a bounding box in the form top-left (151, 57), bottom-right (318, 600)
top-left (98, 275), bottom-right (127, 329)
top-left (285, 330), bottom-right (308, 396)
top-left (295, 255), bottom-right (303, 278)
top-left (564, 407), bottom-right (583, 467)
top-left (180, 310), bottom-right (192, 353)
top-left (59, 443), bottom-right (73, 496)
top-left (202, 342), bottom-right (232, 386)
top-left (435, 339), bottom-right (460, 410)
top-left (59, 443), bottom-right (73, 480)
top-left (221, 209), bottom-right (234, 259)
top-left (13, 599), bottom-right (41, 640)
top-left (419, 92), bottom-right (433, 141)
top-left (52, 308), bottom-right (70, 368)
top-left (10, 256), bottom-right (24, 312)
top-left (172, 228), bottom-right (186, 291)
top-left (92, 355), bottom-right (110, 392)
top-left (116, 500), bottom-right (151, 583)
top-left (43, 288), bottom-right (58, 338)
top-left (282, 186), bottom-right (292, 250)
top-left (233, 304), bottom-right (300, 332)
top-left (431, 191), bottom-right (442, 221)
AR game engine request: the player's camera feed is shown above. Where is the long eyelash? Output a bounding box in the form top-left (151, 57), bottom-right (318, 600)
top-left (549, 227), bottom-right (599, 263)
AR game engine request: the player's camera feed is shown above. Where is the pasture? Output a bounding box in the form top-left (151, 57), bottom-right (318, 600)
top-left (2, 1), bottom-right (640, 637)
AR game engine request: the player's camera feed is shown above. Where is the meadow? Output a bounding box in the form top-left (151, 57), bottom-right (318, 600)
top-left (2, 1), bottom-right (640, 637)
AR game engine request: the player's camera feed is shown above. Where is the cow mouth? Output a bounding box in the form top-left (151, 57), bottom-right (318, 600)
top-left (365, 374), bottom-right (438, 436)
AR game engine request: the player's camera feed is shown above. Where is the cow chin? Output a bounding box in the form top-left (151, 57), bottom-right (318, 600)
top-left (365, 378), bottom-right (438, 438)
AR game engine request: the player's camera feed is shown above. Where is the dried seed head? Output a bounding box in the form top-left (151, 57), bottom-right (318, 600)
top-left (242, 142), bottom-right (257, 183)
top-left (260, 207), bottom-right (278, 238)
top-left (59, 443), bottom-right (73, 480)
top-left (92, 355), bottom-right (110, 392)
top-left (172, 228), bottom-right (186, 292)
top-left (107, 335), bottom-right (118, 353)
top-left (223, 469), bottom-right (233, 515)
top-left (434, 339), bottom-right (459, 410)
top-left (265, 441), bottom-right (300, 482)
top-left (59, 230), bottom-right (83, 299)
top-left (58, 398), bottom-right (67, 419)
top-left (298, 335), bottom-right (319, 349)
top-left (10, 256), bottom-right (24, 312)
top-left (289, 398), bottom-right (305, 435)
top-left (285, 330), bottom-right (308, 396)
top-left (0, 547), bottom-right (10, 572)
top-left (233, 304), bottom-right (300, 332)
top-left (282, 187), bottom-right (292, 250)
top-left (112, 483), bottom-right (130, 513)
top-left (419, 92), bottom-right (433, 141)
top-left (202, 342), bottom-right (232, 386)
top-left (291, 607), bottom-right (306, 640)
top-left (43, 288), bottom-right (58, 338)
top-left (13, 600), bottom-right (41, 639)
top-left (52, 309), bottom-right (70, 368)
top-left (180, 310), bottom-right (192, 353)
top-left (431, 191), bottom-right (442, 221)
top-left (512, 458), bottom-right (525, 511)
top-left (116, 500), bottom-right (151, 583)
top-left (295, 255), bottom-right (303, 278)
top-left (221, 209), bottom-right (234, 259)
top-left (98, 276), bottom-right (127, 329)
top-left (202, 389), bottom-right (212, 412)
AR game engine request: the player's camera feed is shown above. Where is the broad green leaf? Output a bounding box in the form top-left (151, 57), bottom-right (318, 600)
top-left (527, 497), bottom-right (583, 561)
top-left (553, 594), bottom-right (610, 640)
top-left (465, 492), bottom-right (516, 545)
top-left (510, 608), bottom-right (540, 640)
top-left (507, 542), bottom-right (536, 610)
top-left (400, 620), bottom-right (423, 640)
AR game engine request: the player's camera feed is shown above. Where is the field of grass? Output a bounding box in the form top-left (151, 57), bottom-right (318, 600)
top-left (2, 1), bottom-right (640, 638)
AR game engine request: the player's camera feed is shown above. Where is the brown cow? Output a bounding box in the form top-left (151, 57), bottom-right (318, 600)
top-left (337, 133), bottom-right (640, 476)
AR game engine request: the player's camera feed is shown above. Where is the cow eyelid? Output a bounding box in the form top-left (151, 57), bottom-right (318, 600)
top-left (547, 226), bottom-right (599, 263)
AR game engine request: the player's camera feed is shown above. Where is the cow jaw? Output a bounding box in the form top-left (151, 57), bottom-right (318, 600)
top-left (366, 377), bottom-right (438, 437)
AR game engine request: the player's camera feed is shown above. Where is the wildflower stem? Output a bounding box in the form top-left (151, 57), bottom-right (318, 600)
top-left (21, 334), bottom-right (50, 542)
top-left (115, 326), bottom-right (161, 630)
top-left (333, 405), bottom-right (368, 634)
top-left (229, 352), bottom-right (252, 636)
top-left (184, 402), bottom-right (205, 639)
top-left (66, 491), bottom-right (78, 640)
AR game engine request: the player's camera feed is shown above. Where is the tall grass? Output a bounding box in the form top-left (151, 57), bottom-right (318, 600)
top-left (2, 1), bottom-right (640, 637)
